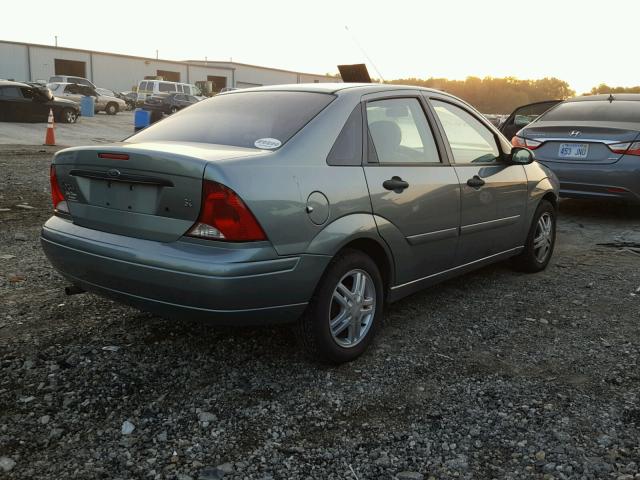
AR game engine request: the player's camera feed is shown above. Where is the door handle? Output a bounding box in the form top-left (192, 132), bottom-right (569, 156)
top-left (383, 176), bottom-right (409, 193)
top-left (466, 175), bottom-right (485, 188)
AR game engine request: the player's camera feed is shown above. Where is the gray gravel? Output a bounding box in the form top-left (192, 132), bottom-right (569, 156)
top-left (1, 146), bottom-right (640, 479)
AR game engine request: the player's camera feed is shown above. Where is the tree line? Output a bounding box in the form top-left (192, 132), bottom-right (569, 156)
top-left (387, 76), bottom-right (575, 114)
top-left (328, 71), bottom-right (640, 114)
top-left (589, 83), bottom-right (640, 95)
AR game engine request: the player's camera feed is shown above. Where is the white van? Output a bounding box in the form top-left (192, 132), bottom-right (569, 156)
top-left (49, 75), bottom-right (96, 89)
top-left (136, 80), bottom-right (203, 103)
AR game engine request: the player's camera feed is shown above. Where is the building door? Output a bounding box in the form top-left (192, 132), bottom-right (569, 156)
top-left (207, 76), bottom-right (227, 93)
top-left (157, 70), bottom-right (180, 82)
top-left (54, 59), bottom-right (86, 78)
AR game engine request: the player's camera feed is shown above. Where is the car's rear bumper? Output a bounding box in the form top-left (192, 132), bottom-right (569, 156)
top-left (539, 157), bottom-right (640, 204)
top-left (41, 216), bottom-right (330, 325)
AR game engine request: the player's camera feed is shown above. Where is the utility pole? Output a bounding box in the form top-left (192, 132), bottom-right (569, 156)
top-left (156, 50), bottom-right (159, 60)
top-left (54, 36), bottom-right (58, 47)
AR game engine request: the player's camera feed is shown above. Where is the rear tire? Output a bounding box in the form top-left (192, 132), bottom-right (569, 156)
top-left (60, 108), bottom-right (77, 124)
top-left (297, 249), bottom-right (384, 364)
top-left (105, 103), bottom-right (118, 115)
top-left (511, 199), bottom-right (556, 273)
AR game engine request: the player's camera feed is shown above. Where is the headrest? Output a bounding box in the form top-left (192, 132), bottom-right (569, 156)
top-left (369, 121), bottom-right (402, 151)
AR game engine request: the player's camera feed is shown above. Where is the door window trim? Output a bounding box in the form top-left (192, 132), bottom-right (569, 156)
top-left (424, 95), bottom-right (508, 165)
top-left (361, 95), bottom-right (451, 167)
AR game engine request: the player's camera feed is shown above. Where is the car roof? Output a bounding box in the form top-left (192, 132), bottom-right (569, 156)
top-left (567, 94), bottom-right (640, 102)
top-left (225, 82), bottom-right (452, 97)
top-left (0, 80), bottom-right (31, 88)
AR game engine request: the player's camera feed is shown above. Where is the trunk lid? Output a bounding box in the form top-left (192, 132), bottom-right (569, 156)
top-left (53, 141), bottom-right (265, 242)
top-left (523, 121), bottom-right (640, 164)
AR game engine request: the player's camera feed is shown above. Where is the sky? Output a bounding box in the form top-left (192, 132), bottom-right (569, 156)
top-left (3, 0), bottom-right (639, 94)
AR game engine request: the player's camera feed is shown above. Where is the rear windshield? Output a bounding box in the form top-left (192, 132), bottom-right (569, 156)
top-left (541, 100), bottom-right (640, 123)
top-left (127, 91), bottom-right (334, 149)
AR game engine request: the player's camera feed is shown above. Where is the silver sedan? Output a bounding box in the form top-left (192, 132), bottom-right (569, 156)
top-left (42, 83), bottom-right (559, 363)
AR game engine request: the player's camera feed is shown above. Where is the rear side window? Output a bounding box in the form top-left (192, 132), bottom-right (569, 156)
top-left (49, 76), bottom-right (63, 83)
top-left (366, 98), bottom-right (440, 164)
top-left (327, 104), bottom-right (362, 166)
top-left (127, 91), bottom-right (334, 149)
top-left (0, 86), bottom-right (22, 98)
top-left (540, 100), bottom-right (640, 123)
top-left (159, 82), bottom-right (175, 92)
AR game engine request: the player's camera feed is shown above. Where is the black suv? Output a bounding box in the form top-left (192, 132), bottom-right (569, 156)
top-left (0, 80), bottom-right (81, 123)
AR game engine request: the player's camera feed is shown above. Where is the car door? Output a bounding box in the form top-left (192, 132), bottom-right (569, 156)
top-left (428, 96), bottom-right (528, 265)
top-left (62, 84), bottom-right (83, 104)
top-left (500, 100), bottom-right (562, 141)
top-left (362, 93), bottom-right (461, 286)
top-left (20, 86), bottom-right (49, 121)
top-left (0, 86), bottom-right (32, 121)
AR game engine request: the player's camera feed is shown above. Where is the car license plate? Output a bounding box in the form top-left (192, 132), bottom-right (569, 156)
top-left (558, 143), bottom-right (589, 159)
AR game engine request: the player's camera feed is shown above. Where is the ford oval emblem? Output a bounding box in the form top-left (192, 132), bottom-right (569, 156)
top-left (107, 169), bottom-right (121, 177)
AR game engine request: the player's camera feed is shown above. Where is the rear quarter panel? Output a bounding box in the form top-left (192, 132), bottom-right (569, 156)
top-left (203, 93), bottom-right (374, 257)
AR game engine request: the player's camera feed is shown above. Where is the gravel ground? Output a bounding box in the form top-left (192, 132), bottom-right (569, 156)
top-left (0, 111), bottom-right (134, 146)
top-left (1, 146), bottom-right (639, 480)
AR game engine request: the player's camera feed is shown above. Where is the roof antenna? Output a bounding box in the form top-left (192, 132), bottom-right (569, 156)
top-left (344, 26), bottom-right (385, 83)
top-left (608, 93), bottom-right (614, 103)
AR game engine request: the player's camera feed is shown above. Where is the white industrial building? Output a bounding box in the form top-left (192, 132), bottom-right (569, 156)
top-left (0, 40), bottom-right (336, 92)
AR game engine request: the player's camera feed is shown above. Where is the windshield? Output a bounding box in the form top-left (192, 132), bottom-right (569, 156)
top-left (540, 100), bottom-right (640, 123)
top-left (126, 91), bottom-right (334, 149)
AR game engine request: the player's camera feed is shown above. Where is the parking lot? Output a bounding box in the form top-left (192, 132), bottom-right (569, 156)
top-left (0, 111), bottom-right (134, 147)
top-left (1, 142), bottom-right (639, 479)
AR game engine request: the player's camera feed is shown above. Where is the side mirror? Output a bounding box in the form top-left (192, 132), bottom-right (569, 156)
top-left (510, 147), bottom-right (534, 165)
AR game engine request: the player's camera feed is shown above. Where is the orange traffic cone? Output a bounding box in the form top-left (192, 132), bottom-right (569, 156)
top-left (44, 108), bottom-right (56, 146)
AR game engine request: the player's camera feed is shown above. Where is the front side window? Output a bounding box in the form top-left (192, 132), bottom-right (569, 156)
top-left (366, 98), bottom-right (440, 164)
top-left (432, 100), bottom-right (500, 164)
top-left (70, 77), bottom-right (90, 87)
top-left (20, 88), bottom-right (36, 99)
top-left (127, 91), bottom-right (334, 149)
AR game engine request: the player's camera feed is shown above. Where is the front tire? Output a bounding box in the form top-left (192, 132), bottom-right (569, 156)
top-left (297, 249), bottom-right (384, 364)
top-left (170, 106), bottom-right (178, 114)
top-left (512, 199), bottom-right (556, 273)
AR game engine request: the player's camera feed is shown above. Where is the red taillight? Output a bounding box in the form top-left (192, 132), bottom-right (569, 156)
top-left (49, 165), bottom-right (69, 214)
top-left (512, 135), bottom-right (541, 150)
top-left (609, 142), bottom-right (640, 156)
top-left (187, 180), bottom-right (266, 242)
top-left (98, 153), bottom-right (129, 160)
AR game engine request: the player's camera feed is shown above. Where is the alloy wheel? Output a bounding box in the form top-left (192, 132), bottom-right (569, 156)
top-left (329, 269), bottom-right (376, 348)
top-left (533, 212), bottom-right (553, 262)
top-left (65, 110), bottom-right (76, 123)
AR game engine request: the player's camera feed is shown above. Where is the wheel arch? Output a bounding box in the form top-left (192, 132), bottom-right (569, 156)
top-left (305, 213), bottom-right (395, 293)
top-left (527, 176), bottom-right (558, 226)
